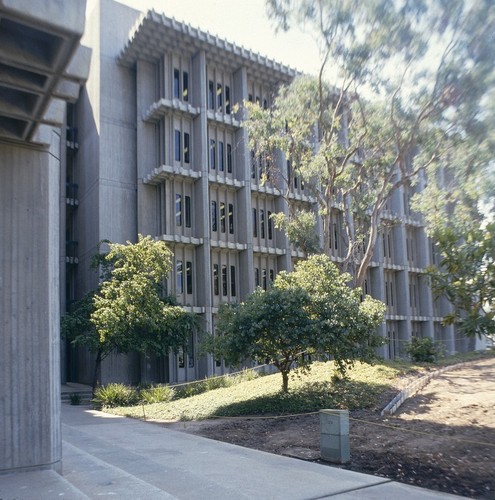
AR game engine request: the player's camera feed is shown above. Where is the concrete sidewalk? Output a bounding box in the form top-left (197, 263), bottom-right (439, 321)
top-left (1, 405), bottom-right (465, 499)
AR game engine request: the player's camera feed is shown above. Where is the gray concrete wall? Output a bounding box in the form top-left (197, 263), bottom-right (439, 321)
top-left (0, 138), bottom-right (62, 473)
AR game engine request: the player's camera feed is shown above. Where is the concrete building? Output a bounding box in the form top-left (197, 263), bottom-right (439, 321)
top-left (62, 0), bottom-right (476, 388)
top-left (0, 0), bottom-right (90, 474)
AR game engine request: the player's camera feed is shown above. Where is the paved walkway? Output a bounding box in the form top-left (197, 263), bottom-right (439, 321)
top-left (0, 405), bottom-right (465, 499)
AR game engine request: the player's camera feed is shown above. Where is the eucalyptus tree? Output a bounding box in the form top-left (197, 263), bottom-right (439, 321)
top-left (245, 0), bottom-right (495, 287)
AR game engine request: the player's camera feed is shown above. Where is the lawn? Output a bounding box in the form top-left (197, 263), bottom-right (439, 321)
top-left (105, 351), bottom-right (493, 422)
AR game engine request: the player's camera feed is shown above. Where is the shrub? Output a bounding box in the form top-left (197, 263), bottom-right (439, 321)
top-left (231, 368), bottom-right (259, 384)
top-left (203, 375), bottom-right (233, 391)
top-left (93, 383), bottom-right (139, 408)
top-left (139, 384), bottom-right (174, 405)
top-left (174, 382), bottom-right (207, 399)
top-left (69, 393), bottom-right (81, 405)
top-left (405, 337), bottom-right (443, 363)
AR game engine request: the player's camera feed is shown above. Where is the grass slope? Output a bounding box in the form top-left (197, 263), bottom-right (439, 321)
top-left (106, 351), bottom-right (494, 422)
top-left (107, 360), bottom-right (412, 421)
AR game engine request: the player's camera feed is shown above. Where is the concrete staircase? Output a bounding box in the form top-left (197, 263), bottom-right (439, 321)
top-left (61, 383), bottom-right (93, 405)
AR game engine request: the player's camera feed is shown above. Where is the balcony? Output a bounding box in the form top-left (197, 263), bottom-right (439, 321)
top-left (66, 182), bottom-right (79, 206)
top-left (66, 240), bottom-right (78, 265)
top-left (66, 126), bottom-right (79, 151)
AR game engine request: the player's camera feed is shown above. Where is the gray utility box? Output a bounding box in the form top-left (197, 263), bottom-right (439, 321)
top-left (320, 409), bottom-right (350, 464)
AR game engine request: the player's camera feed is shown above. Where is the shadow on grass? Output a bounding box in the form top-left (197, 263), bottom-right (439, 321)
top-left (211, 379), bottom-right (391, 418)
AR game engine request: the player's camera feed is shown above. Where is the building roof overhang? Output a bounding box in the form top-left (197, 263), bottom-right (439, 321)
top-left (0, 0), bottom-right (91, 145)
top-left (118, 10), bottom-right (298, 87)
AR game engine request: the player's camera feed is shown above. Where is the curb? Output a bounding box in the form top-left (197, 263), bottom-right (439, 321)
top-left (380, 360), bottom-right (479, 416)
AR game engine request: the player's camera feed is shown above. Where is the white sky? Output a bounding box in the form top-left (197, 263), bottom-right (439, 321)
top-left (117, 0), bottom-right (321, 75)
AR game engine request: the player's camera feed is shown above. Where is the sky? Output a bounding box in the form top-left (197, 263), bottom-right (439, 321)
top-left (117, 0), bottom-right (321, 75)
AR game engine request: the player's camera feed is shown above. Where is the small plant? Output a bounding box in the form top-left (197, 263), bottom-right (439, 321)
top-left (93, 383), bottom-right (139, 408)
top-left (231, 368), bottom-right (259, 384)
top-left (69, 392), bottom-right (82, 405)
top-left (405, 337), bottom-right (443, 363)
top-left (139, 384), bottom-right (174, 405)
top-left (203, 375), bottom-right (233, 391)
top-left (174, 381), bottom-right (207, 399)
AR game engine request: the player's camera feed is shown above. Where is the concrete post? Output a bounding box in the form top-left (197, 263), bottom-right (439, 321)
top-left (320, 409), bottom-right (350, 464)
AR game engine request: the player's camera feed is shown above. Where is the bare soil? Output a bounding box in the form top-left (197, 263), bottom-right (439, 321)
top-left (162, 358), bottom-right (495, 499)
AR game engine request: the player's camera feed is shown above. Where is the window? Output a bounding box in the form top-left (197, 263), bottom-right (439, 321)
top-left (269, 269), bottom-right (274, 283)
top-left (174, 129), bottom-right (181, 162)
top-left (218, 141), bottom-right (224, 171)
top-left (186, 261), bottom-right (193, 294)
top-left (188, 332), bottom-right (194, 367)
top-left (213, 264), bottom-right (219, 295)
top-left (287, 160), bottom-right (291, 186)
top-left (217, 83), bottom-right (222, 112)
top-left (209, 139), bottom-right (216, 169)
top-left (254, 267), bottom-right (259, 287)
top-left (184, 132), bottom-right (190, 164)
top-left (230, 265), bottom-right (236, 296)
top-left (263, 98), bottom-right (267, 110)
top-left (185, 195), bottom-right (191, 228)
top-left (248, 93), bottom-right (253, 102)
top-left (227, 144), bottom-right (232, 173)
top-left (208, 80), bottom-right (214, 109)
top-left (173, 68), bottom-right (180, 99)
top-left (220, 202), bottom-right (226, 233)
top-left (178, 346), bottom-right (184, 368)
top-left (225, 86), bottom-right (231, 114)
top-left (182, 71), bottom-right (189, 101)
top-left (228, 203), bottom-right (234, 234)
top-left (383, 230), bottom-right (393, 260)
top-left (251, 150), bottom-right (256, 179)
top-left (211, 201), bottom-right (217, 231)
top-left (268, 211), bottom-right (273, 240)
top-left (175, 194), bottom-right (182, 226)
top-left (176, 260), bottom-right (183, 294)
top-left (262, 268), bottom-right (267, 290)
top-left (260, 209), bottom-right (265, 238)
top-left (252, 208), bottom-right (257, 237)
top-left (222, 265), bottom-right (228, 296)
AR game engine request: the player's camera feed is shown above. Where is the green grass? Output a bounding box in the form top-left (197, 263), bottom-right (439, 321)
top-left (105, 350), bottom-right (494, 422)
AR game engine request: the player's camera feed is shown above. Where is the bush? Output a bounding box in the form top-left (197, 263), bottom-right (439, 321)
top-left (231, 368), bottom-right (259, 384)
top-left (93, 383), bottom-right (139, 408)
top-left (69, 393), bottom-right (81, 405)
top-left (139, 384), bottom-right (174, 405)
top-left (405, 337), bottom-right (443, 363)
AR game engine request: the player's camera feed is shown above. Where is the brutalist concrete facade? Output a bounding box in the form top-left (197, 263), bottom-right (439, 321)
top-left (65, 0), bottom-right (480, 388)
top-left (0, 0), bottom-right (90, 474)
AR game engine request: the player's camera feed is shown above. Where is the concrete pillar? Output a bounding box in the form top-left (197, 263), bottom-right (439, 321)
top-left (0, 138), bottom-right (62, 473)
top-left (320, 409), bottom-right (350, 464)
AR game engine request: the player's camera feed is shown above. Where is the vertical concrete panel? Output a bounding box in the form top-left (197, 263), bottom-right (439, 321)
top-left (233, 66), bottom-right (254, 300)
top-left (0, 142), bottom-right (61, 473)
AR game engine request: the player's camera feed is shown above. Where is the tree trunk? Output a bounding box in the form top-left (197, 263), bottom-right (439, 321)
top-left (281, 370), bottom-right (289, 393)
top-left (356, 211), bottom-right (380, 289)
top-left (92, 349), bottom-right (103, 395)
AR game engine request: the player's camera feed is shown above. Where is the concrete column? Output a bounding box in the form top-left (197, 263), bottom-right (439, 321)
top-left (234, 66), bottom-right (254, 300)
top-left (0, 138), bottom-right (62, 473)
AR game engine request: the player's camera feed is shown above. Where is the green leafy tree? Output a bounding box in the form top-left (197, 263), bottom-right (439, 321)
top-left (245, 0), bottom-right (495, 287)
top-left (276, 254), bottom-right (386, 377)
top-left (211, 254), bottom-right (385, 391)
top-left (425, 224), bottom-right (495, 339)
top-left (213, 286), bottom-right (315, 392)
top-left (62, 235), bottom-right (197, 391)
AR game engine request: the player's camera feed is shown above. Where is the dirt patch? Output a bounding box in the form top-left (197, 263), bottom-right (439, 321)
top-left (161, 358), bottom-right (495, 499)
